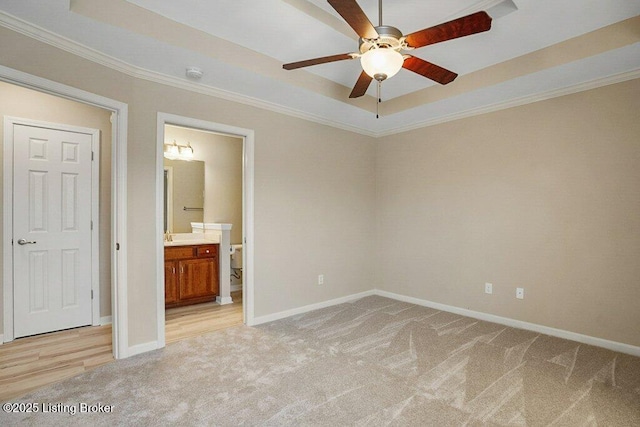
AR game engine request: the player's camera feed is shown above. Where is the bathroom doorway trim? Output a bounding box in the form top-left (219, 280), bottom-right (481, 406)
top-left (155, 113), bottom-right (255, 348)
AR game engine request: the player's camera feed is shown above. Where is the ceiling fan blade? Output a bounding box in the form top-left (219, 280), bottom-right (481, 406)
top-left (404, 11), bottom-right (492, 49)
top-left (328, 0), bottom-right (378, 39)
top-left (283, 53), bottom-right (355, 70)
top-left (402, 56), bottom-right (458, 85)
top-left (349, 70), bottom-right (373, 98)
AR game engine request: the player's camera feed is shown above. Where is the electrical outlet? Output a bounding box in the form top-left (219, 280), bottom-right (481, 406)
top-left (485, 282), bottom-right (493, 294)
top-left (318, 274), bottom-right (324, 285)
top-left (516, 287), bottom-right (524, 299)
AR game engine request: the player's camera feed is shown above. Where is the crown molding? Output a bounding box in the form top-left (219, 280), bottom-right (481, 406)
top-left (132, 68), bottom-right (378, 138)
top-left (0, 11), bottom-right (137, 80)
top-left (377, 69), bottom-right (640, 138)
top-left (0, 11), bottom-right (376, 137)
top-left (1, 10), bottom-right (637, 139)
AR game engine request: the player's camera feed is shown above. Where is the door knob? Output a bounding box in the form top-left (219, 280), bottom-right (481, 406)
top-left (17, 239), bottom-right (37, 245)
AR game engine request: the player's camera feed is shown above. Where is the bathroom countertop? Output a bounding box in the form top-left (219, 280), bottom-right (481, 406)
top-left (164, 239), bottom-right (219, 247)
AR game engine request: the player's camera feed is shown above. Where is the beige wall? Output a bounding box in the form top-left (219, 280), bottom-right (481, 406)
top-left (0, 81), bottom-right (113, 335)
top-left (165, 126), bottom-right (244, 244)
top-left (130, 79), bottom-right (377, 334)
top-left (2, 24), bottom-right (638, 350)
top-left (0, 27), bottom-right (377, 347)
top-left (377, 78), bottom-right (640, 347)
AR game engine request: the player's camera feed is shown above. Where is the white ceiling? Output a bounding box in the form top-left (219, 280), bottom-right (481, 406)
top-left (1, 0), bottom-right (639, 136)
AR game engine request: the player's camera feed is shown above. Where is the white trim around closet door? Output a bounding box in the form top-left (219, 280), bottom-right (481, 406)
top-left (0, 65), bottom-right (129, 359)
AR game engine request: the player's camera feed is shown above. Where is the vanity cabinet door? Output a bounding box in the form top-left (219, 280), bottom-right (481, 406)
top-left (164, 261), bottom-right (179, 305)
top-left (178, 256), bottom-right (219, 301)
top-left (164, 244), bottom-right (219, 308)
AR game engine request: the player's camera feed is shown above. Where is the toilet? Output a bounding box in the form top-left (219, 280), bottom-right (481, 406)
top-left (230, 244), bottom-right (243, 290)
top-left (230, 244), bottom-right (242, 269)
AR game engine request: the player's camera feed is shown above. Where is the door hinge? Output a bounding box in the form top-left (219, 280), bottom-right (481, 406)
top-left (91, 151), bottom-right (94, 161)
top-left (116, 243), bottom-right (120, 250)
top-left (91, 220), bottom-right (93, 230)
top-left (91, 290), bottom-right (94, 299)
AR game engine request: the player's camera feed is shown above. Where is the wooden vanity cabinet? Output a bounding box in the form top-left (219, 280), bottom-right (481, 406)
top-left (164, 262), bottom-right (179, 305)
top-left (164, 244), bottom-right (219, 308)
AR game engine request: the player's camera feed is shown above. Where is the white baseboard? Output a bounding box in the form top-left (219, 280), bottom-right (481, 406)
top-left (252, 290), bottom-right (376, 326)
top-left (100, 316), bottom-right (112, 326)
top-left (374, 290), bottom-right (640, 358)
top-left (119, 289), bottom-right (639, 359)
top-left (125, 341), bottom-right (161, 358)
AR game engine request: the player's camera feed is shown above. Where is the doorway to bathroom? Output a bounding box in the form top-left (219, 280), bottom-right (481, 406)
top-left (156, 113), bottom-right (254, 347)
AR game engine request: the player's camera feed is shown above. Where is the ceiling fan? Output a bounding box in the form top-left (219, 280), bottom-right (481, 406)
top-left (283, 0), bottom-right (492, 100)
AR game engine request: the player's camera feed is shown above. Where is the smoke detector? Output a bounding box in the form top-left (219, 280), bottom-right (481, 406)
top-left (186, 67), bottom-right (203, 80)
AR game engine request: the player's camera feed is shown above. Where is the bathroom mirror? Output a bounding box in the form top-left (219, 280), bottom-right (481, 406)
top-left (164, 159), bottom-right (205, 233)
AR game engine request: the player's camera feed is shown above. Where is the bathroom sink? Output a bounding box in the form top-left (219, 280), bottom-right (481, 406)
top-left (164, 239), bottom-right (217, 247)
top-left (164, 233), bottom-right (219, 246)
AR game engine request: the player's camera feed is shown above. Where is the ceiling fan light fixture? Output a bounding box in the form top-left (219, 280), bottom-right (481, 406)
top-left (360, 48), bottom-right (403, 81)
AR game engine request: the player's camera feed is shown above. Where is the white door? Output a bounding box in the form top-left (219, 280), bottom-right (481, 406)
top-left (12, 124), bottom-right (93, 338)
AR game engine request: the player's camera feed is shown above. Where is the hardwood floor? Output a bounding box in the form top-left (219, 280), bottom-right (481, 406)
top-left (165, 290), bottom-right (243, 345)
top-left (0, 291), bottom-right (243, 401)
top-left (0, 324), bottom-right (114, 402)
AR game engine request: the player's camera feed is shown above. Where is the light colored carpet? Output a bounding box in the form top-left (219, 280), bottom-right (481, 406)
top-left (2, 295), bottom-right (639, 426)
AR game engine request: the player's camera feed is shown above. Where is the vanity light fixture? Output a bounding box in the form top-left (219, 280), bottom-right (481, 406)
top-left (164, 140), bottom-right (194, 161)
top-left (164, 140), bottom-right (179, 160)
top-left (179, 142), bottom-right (194, 160)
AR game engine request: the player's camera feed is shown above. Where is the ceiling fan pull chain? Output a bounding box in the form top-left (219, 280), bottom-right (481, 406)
top-left (376, 81), bottom-right (381, 119)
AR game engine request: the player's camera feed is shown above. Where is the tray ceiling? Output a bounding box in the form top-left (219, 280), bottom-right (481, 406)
top-left (1, 0), bottom-right (639, 136)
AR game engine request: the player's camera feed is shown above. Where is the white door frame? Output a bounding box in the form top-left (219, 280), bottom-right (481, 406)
top-left (3, 117), bottom-right (100, 338)
top-left (156, 112), bottom-right (255, 348)
top-left (0, 65), bottom-right (129, 359)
